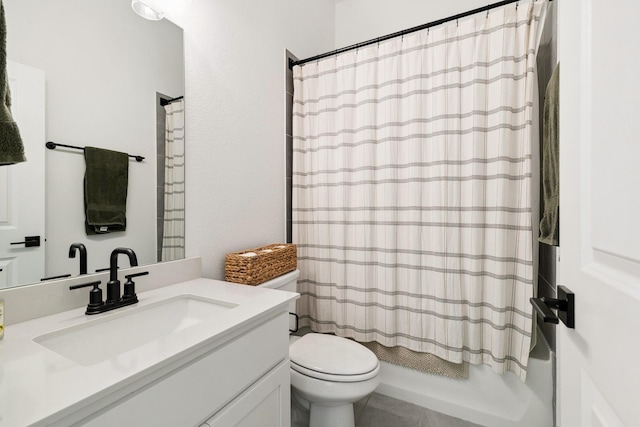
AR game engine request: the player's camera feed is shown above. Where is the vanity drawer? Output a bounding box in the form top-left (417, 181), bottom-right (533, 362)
top-left (203, 359), bottom-right (290, 427)
top-left (78, 312), bottom-right (289, 427)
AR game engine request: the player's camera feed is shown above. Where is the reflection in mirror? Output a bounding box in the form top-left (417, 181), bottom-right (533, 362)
top-left (1, 0), bottom-right (184, 289)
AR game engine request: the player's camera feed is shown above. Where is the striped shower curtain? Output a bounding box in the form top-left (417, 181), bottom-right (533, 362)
top-left (161, 99), bottom-right (185, 261)
top-left (292, 2), bottom-right (546, 379)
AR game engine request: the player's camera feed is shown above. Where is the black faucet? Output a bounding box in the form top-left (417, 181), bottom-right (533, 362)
top-left (68, 243), bottom-right (87, 275)
top-left (70, 273), bottom-right (147, 315)
top-left (70, 247), bottom-right (147, 315)
top-left (106, 247), bottom-right (139, 304)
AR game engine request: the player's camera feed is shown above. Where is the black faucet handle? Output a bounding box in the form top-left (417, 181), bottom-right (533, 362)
top-left (69, 280), bottom-right (102, 290)
top-left (123, 271), bottom-right (147, 302)
top-left (125, 271), bottom-right (149, 280)
top-left (70, 281), bottom-right (105, 314)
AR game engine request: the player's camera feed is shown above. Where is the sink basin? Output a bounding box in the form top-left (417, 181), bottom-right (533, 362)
top-left (34, 295), bottom-right (238, 366)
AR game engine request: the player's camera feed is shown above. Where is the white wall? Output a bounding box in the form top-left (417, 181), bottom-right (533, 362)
top-left (334, 0), bottom-right (491, 48)
top-left (5, 0), bottom-right (184, 277)
top-left (159, 0), bottom-right (335, 280)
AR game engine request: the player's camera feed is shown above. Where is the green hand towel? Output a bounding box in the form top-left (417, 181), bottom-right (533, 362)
top-left (84, 147), bottom-right (129, 235)
top-left (0, 0), bottom-right (25, 165)
top-left (539, 64), bottom-right (559, 246)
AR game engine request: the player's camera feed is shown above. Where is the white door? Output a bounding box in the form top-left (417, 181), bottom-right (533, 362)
top-left (558, 0), bottom-right (640, 426)
top-left (0, 61), bottom-right (45, 288)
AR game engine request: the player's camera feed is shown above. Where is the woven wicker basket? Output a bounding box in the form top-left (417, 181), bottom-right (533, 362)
top-left (225, 243), bottom-right (297, 286)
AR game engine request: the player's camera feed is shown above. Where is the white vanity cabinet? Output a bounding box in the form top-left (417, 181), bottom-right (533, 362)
top-left (0, 277), bottom-right (297, 427)
top-left (78, 312), bottom-right (291, 427)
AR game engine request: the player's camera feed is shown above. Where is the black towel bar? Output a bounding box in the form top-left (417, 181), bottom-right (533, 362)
top-left (45, 141), bottom-right (145, 162)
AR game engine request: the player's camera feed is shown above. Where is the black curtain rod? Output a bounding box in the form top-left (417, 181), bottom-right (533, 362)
top-left (289, 0), bottom-right (549, 69)
top-left (45, 141), bottom-right (145, 162)
top-left (160, 95), bottom-right (184, 106)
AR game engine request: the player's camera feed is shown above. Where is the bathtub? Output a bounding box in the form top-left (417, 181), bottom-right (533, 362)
top-left (375, 326), bottom-right (554, 427)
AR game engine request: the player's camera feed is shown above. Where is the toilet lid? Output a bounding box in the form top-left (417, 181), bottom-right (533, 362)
top-left (289, 333), bottom-right (379, 376)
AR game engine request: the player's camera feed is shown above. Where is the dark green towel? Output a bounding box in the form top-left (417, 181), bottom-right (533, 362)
top-left (84, 147), bottom-right (129, 235)
top-left (539, 64), bottom-right (559, 246)
top-left (0, 0), bottom-right (25, 165)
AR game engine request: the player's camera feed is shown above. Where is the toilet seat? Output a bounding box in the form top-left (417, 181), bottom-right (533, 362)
top-left (291, 360), bottom-right (380, 382)
top-left (289, 333), bottom-right (379, 383)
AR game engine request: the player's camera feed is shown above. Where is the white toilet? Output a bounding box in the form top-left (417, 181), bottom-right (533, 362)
top-left (257, 270), bottom-right (380, 427)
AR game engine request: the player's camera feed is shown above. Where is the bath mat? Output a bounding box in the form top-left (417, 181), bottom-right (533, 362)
top-left (362, 341), bottom-right (468, 379)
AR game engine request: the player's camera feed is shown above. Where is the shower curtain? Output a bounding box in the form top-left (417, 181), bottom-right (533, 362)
top-left (292, 2), bottom-right (545, 379)
top-left (161, 99), bottom-right (185, 261)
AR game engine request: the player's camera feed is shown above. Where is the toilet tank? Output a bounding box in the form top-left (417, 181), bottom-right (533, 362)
top-left (256, 269), bottom-right (299, 293)
top-left (257, 270), bottom-right (300, 329)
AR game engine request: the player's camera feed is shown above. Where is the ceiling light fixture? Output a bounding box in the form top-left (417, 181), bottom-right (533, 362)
top-left (131, 0), bottom-right (164, 21)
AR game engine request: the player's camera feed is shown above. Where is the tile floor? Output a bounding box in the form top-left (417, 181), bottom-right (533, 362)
top-left (353, 393), bottom-right (484, 427)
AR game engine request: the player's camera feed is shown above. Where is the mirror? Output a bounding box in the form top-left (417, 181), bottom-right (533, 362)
top-left (2, 0), bottom-right (184, 289)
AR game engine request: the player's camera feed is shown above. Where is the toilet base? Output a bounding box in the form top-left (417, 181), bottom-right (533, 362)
top-left (291, 387), bottom-right (310, 427)
top-left (309, 402), bottom-right (355, 427)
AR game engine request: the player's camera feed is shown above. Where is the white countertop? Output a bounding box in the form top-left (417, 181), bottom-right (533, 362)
top-left (0, 278), bottom-right (297, 427)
